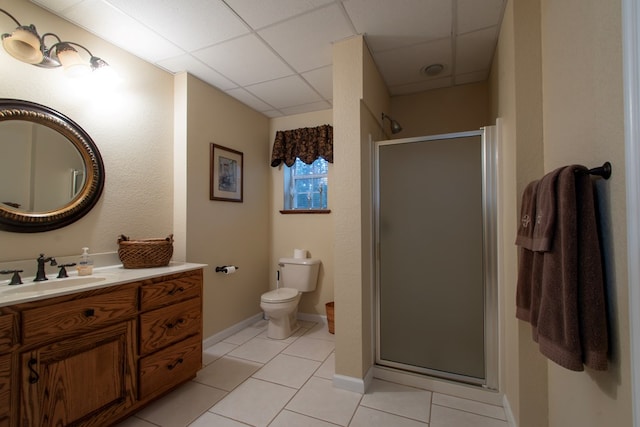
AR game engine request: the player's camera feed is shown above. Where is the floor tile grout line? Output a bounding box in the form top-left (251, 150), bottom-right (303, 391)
top-left (273, 408), bottom-right (344, 426)
top-left (344, 390), bottom-right (365, 427)
top-left (197, 329), bottom-right (334, 427)
top-left (358, 402), bottom-right (431, 425)
top-left (131, 415), bottom-right (162, 426)
top-left (431, 402), bottom-right (508, 422)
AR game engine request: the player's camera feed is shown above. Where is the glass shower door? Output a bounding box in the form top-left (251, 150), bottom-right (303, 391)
top-left (375, 129), bottom-right (497, 386)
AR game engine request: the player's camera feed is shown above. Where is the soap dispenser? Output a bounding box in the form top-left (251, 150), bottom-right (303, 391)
top-left (77, 247), bottom-right (94, 276)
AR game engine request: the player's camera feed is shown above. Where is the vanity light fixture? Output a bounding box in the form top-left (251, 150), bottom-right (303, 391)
top-left (0, 7), bottom-right (110, 77)
top-left (382, 112), bottom-right (403, 134)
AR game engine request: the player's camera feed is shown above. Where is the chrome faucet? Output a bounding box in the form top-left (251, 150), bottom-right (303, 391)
top-left (34, 254), bottom-right (57, 282)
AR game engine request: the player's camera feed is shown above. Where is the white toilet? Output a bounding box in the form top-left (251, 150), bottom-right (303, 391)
top-left (260, 257), bottom-right (320, 339)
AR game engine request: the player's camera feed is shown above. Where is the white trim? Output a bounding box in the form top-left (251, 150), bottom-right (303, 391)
top-left (202, 313), bottom-right (264, 349)
top-left (623, 0), bottom-right (640, 426)
top-left (332, 367), bottom-right (373, 394)
top-left (297, 312), bottom-right (327, 325)
top-left (503, 394), bottom-right (517, 427)
top-left (203, 311), bottom-right (330, 348)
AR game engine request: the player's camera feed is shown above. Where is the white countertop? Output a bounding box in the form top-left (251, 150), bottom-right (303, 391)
top-left (0, 262), bottom-right (207, 307)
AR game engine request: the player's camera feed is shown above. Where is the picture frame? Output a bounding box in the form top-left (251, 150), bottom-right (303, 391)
top-left (210, 143), bottom-right (243, 202)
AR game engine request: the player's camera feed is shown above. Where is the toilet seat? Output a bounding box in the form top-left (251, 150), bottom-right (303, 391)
top-left (261, 288), bottom-right (299, 303)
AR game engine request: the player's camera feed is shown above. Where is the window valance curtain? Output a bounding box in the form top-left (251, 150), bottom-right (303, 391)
top-left (270, 124), bottom-right (333, 167)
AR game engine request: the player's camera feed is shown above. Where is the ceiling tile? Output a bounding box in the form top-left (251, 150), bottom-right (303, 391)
top-left (156, 54), bottom-right (237, 90)
top-left (457, 0), bottom-right (506, 34)
top-left (193, 34), bottom-right (293, 86)
top-left (30, 0), bottom-right (507, 116)
top-left (224, 0), bottom-right (333, 29)
top-left (373, 38), bottom-right (452, 86)
top-left (454, 70), bottom-right (489, 85)
top-left (262, 109), bottom-right (284, 118)
top-left (345, 0), bottom-right (452, 52)
top-left (60, 0), bottom-right (184, 62)
top-left (301, 66), bottom-right (333, 99)
top-left (105, 0), bottom-right (249, 51)
top-left (281, 100), bottom-right (332, 116)
top-left (31, 0), bottom-right (84, 12)
top-left (258, 4), bottom-right (355, 72)
top-left (225, 88), bottom-right (275, 112)
top-left (245, 75), bottom-right (322, 109)
top-left (455, 26), bottom-right (498, 74)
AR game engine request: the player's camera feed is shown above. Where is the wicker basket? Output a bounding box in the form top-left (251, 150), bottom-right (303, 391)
top-left (325, 301), bottom-right (335, 334)
top-left (117, 234), bottom-right (173, 269)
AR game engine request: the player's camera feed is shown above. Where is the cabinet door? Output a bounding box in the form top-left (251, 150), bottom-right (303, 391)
top-left (20, 321), bottom-right (136, 427)
top-left (0, 353), bottom-right (10, 425)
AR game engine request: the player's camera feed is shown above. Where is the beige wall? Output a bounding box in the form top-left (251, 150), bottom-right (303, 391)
top-left (493, 0), bottom-right (632, 426)
top-left (332, 35), bottom-right (390, 381)
top-left (540, 0), bottom-right (630, 426)
top-left (391, 82), bottom-right (491, 137)
top-left (491, 1), bottom-right (549, 426)
top-left (0, 0), bottom-right (174, 263)
top-left (0, 0), bottom-right (271, 341)
top-left (269, 110), bottom-right (334, 315)
top-left (179, 74), bottom-right (270, 338)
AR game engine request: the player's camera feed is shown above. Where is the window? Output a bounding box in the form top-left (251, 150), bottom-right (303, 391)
top-left (283, 157), bottom-right (328, 210)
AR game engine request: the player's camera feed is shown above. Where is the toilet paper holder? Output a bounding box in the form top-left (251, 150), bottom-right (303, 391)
top-left (215, 265), bottom-right (238, 273)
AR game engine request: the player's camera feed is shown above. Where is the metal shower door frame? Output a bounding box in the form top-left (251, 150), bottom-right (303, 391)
top-left (373, 127), bottom-right (498, 390)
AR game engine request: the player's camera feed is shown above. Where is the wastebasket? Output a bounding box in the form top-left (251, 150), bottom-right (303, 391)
top-left (325, 301), bottom-right (335, 334)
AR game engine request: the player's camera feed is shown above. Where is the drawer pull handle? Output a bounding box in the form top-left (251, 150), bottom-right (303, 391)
top-left (168, 286), bottom-right (185, 296)
top-left (167, 358), bottom-right (184, 370)
top-left (84, 308), bottom-right (95, 317)
top-left (28, 358), bottom-right (39, 384)
top-left (166, 318), bottom-right (186, 329)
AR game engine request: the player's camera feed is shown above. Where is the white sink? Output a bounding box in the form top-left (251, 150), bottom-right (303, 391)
top-left (0, 276), bottom-right (107, 294)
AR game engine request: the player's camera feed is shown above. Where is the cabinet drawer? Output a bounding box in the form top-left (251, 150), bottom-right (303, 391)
top-left (139, 272), bottom-right (202, 311)
top-left (0, 354), bottom-right (10, 420)
top-left (22, 288), bottom-right (137, 344)
top-left (0, 313), bottom-right (17, 352)
top-left (139, 298), bottom-right (201, 355)
top-left (139, 334), bottom-right (201, 399)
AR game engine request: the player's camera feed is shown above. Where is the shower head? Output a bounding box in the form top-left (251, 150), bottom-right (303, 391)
top-left (382, 113), bottom-right (403, 134)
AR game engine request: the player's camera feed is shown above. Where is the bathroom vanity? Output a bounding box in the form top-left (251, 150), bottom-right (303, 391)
top-left (0, 263), bottom-right (204, 427)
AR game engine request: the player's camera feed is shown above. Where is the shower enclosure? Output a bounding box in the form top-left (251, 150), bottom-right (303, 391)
top-left (374, 128), bottom-right (498, 389)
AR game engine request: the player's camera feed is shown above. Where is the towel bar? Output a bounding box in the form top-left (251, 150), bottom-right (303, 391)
top-left (586, 162), bottom-right (612, 179)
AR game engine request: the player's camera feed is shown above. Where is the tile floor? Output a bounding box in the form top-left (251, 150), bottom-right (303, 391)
top-left (117, 319), bottom-right (508, 427)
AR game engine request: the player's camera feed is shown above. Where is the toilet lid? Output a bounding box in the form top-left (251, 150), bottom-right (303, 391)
top-left (261, 288), bottom-right (299, 303)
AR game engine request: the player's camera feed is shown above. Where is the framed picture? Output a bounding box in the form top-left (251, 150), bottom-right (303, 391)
top-left (210, 143), bottom-right (243, 202)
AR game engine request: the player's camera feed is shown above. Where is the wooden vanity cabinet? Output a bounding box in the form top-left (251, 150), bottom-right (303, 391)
top-left (0, 311), bottom-right (17, 426)
top-left (137, 271), bottom-right (203, 401)
top-left (0, 268), bottom-right (203, 427)
top-left (19, 321), bottom-right (137, 426)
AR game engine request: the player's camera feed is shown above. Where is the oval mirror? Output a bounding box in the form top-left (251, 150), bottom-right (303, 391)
top-left (0, 99), bottom-right (105, 232)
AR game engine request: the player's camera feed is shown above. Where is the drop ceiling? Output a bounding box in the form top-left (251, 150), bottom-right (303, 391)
top-left (31, 0), bottom-right (506, 118)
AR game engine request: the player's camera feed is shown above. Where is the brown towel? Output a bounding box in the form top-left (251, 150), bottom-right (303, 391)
top-left (531, 167), bottom-right (563, 251)
top-left (516, 165), bottom-right (608, 371)
top-left (515, 179), bottom-right (539, 250)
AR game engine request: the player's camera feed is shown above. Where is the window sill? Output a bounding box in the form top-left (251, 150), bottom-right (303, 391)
top-left (279, 209), bottom-right (331, 214)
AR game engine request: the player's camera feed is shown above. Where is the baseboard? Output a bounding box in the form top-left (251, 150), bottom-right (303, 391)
top-left (202, 312), bottom-right (264, 348)
top-left (202, 311), bottom-right (327, 348)
top-left (503, 394), bottom-right (517, 427)
top-left (332, 366), bottom-right (374, 394)
top-left (297, 311), bottom-right (327, 325)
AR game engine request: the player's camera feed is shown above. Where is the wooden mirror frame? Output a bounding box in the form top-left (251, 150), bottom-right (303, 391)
top-left (0, 99), bottom-right (105, 233)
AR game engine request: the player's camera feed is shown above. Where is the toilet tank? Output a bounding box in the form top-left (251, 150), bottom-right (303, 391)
top-left (278, 258), bottom-right (321, 292)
